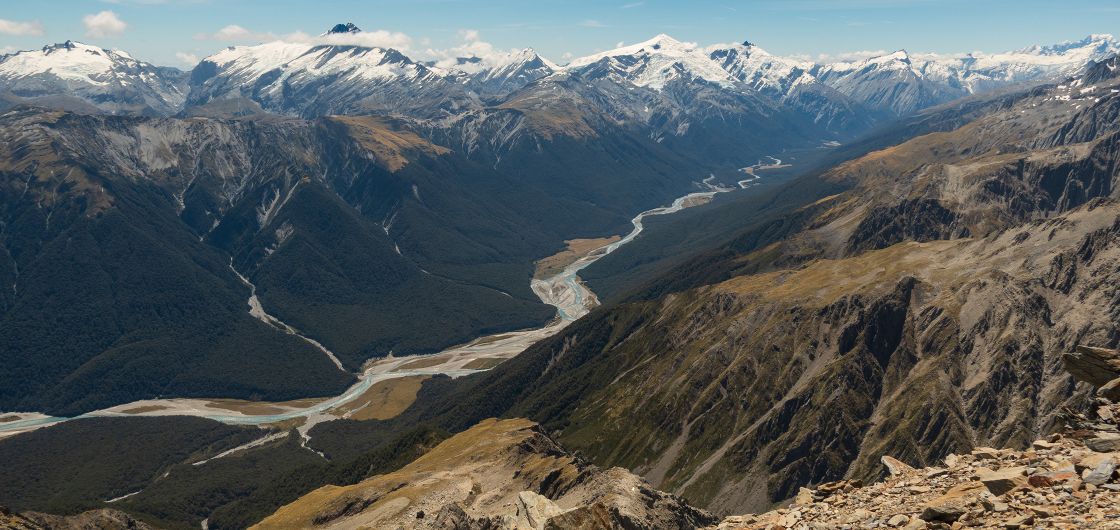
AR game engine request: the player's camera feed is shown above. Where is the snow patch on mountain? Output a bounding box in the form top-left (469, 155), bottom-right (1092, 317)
top-left (0, 41), bottom-right (187, 115)
top-left (566, 34), bottom-right (737, 90)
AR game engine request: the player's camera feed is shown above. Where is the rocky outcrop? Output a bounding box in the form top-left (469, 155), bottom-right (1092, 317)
top-left (254, 418), bottom-right (715, 530)
top-left (1064, 346), bottom-right (1120, 401)
top-left (708, 397), bottom-right (1120, 530)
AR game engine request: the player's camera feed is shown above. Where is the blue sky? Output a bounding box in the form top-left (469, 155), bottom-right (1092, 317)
top-left (1, 0), bottom-right (1117, 67)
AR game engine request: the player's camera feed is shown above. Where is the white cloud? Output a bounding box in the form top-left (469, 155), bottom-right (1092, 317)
top-left (83, 10), bottom-right (128, 38)
top-left (621, 1), bottom-right (645, 7)
top-left (0, 18), bottom-right (44, 36)
top-left (175, 51), bottom-right (198, 65)
top-left (819, 49), bottom-right (890, 62)
top-left (194, 24), bottom-right (276, 42)
top-left (579, 19), bottom-right (608, 28)
top-left (300, 29), bottom-right (413, 50)
top-left (418, 29), bottom-right (533, 71)
top-left (195, 24), bottom-right (412, 50)
top-left (0, 46), bottom-right (17, 55)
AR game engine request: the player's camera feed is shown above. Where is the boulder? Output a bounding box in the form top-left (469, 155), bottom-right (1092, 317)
top-left (919, 482), bottom-right (987, 522)
top-left (1004, 514), bottom-right (1035, 529)
top-left (1079, 453), bottom-right (1118, 485)
top-left (516, 491), bottom-right (566, 530)
top-left (978, 466), bottom-right (1027, 495)
top-left (882, 455), bottom-right (914, 476)
top-left (1062, 346), bottom-right (1120, 387)
top-left (1031, 440), bottom-right (1058, 450)
top-left (543, 503), bottom-right (613, 530)
top-left (1086, 433), bottom-right (1120, 453)
top-left (970, 447), bottom-right (1001, 460)
top-left (1099, 378), bottom-right (1120, 402)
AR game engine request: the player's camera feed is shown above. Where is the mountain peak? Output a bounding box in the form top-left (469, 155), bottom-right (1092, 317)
top-left (43, 40), bottom-right (94, 52)
top-left (637, 33), bottom-right (685, 50)
top-left (326, 22), bottom-right (361, 35)
top-left (864, 49), bottom-right (911, 65)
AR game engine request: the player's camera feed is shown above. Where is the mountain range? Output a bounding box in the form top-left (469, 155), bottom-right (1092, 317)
top-left (1, 27), bottom-right (1116, 129)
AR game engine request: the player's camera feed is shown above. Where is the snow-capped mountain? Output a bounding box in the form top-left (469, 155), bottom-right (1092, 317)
top-left (0, 28), bottom-right (1112, 131)
top-left (708, 41), bottom-right (816, 97)
top-left (446, 48), bottom-right (558, 100)
top-left (0, 41), bottom-right (187, 116)
top-left (810, 34), bottom-right (1120, 115)
top-left (810, 50), bottom-right (958, 116)
top-left (487, 35), bottom-right (832, 165)
top-left (566, 34), bottom-right (738, 90)
top-left (707, 41), bottom-right (879, 134)
top-left (188, 24), bottom-right (478, 118)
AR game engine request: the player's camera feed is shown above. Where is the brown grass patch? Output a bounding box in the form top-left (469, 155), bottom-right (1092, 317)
top-left (206, 397), bottom-right (328, 416)
top-left (329, 116), bottom-right (450, 172)
top-left (463, 357), bottom-right (506, 370)
top-left (718, 240), bottom-right (963, 305)
top-left (534, 236), bottom-right (621, 279)
top-left (119, 405), bottom-right (169, 414)
top-left (263, 417), bottom-right (307, 432)
top-left (498, 96), bottom-right (597, 139)
top-left (331, 375), bottom-right (429, 421)
top-left (395, 356), bottom-right (446, 371)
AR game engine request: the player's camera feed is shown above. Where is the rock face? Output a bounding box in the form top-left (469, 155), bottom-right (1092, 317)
top-left (706, 401), bottom-right (1120, 529)
top-left (254, 418), bottom-right (715, 530)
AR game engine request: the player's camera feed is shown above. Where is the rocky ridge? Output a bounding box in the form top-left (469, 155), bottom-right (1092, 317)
top-left (253, 418), bottom-right (714, 530)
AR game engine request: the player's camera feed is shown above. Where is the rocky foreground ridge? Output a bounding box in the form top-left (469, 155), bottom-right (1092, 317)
top-left (711, 346), bottom-right (1120, 530)
top-left (253, 418), bottom-right (715, 530)
top-left (0, 506), bottom-right (153, 529)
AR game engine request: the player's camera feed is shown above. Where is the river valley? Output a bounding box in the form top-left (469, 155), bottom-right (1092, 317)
top-left (0, 160), bottom-right (783, 439)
